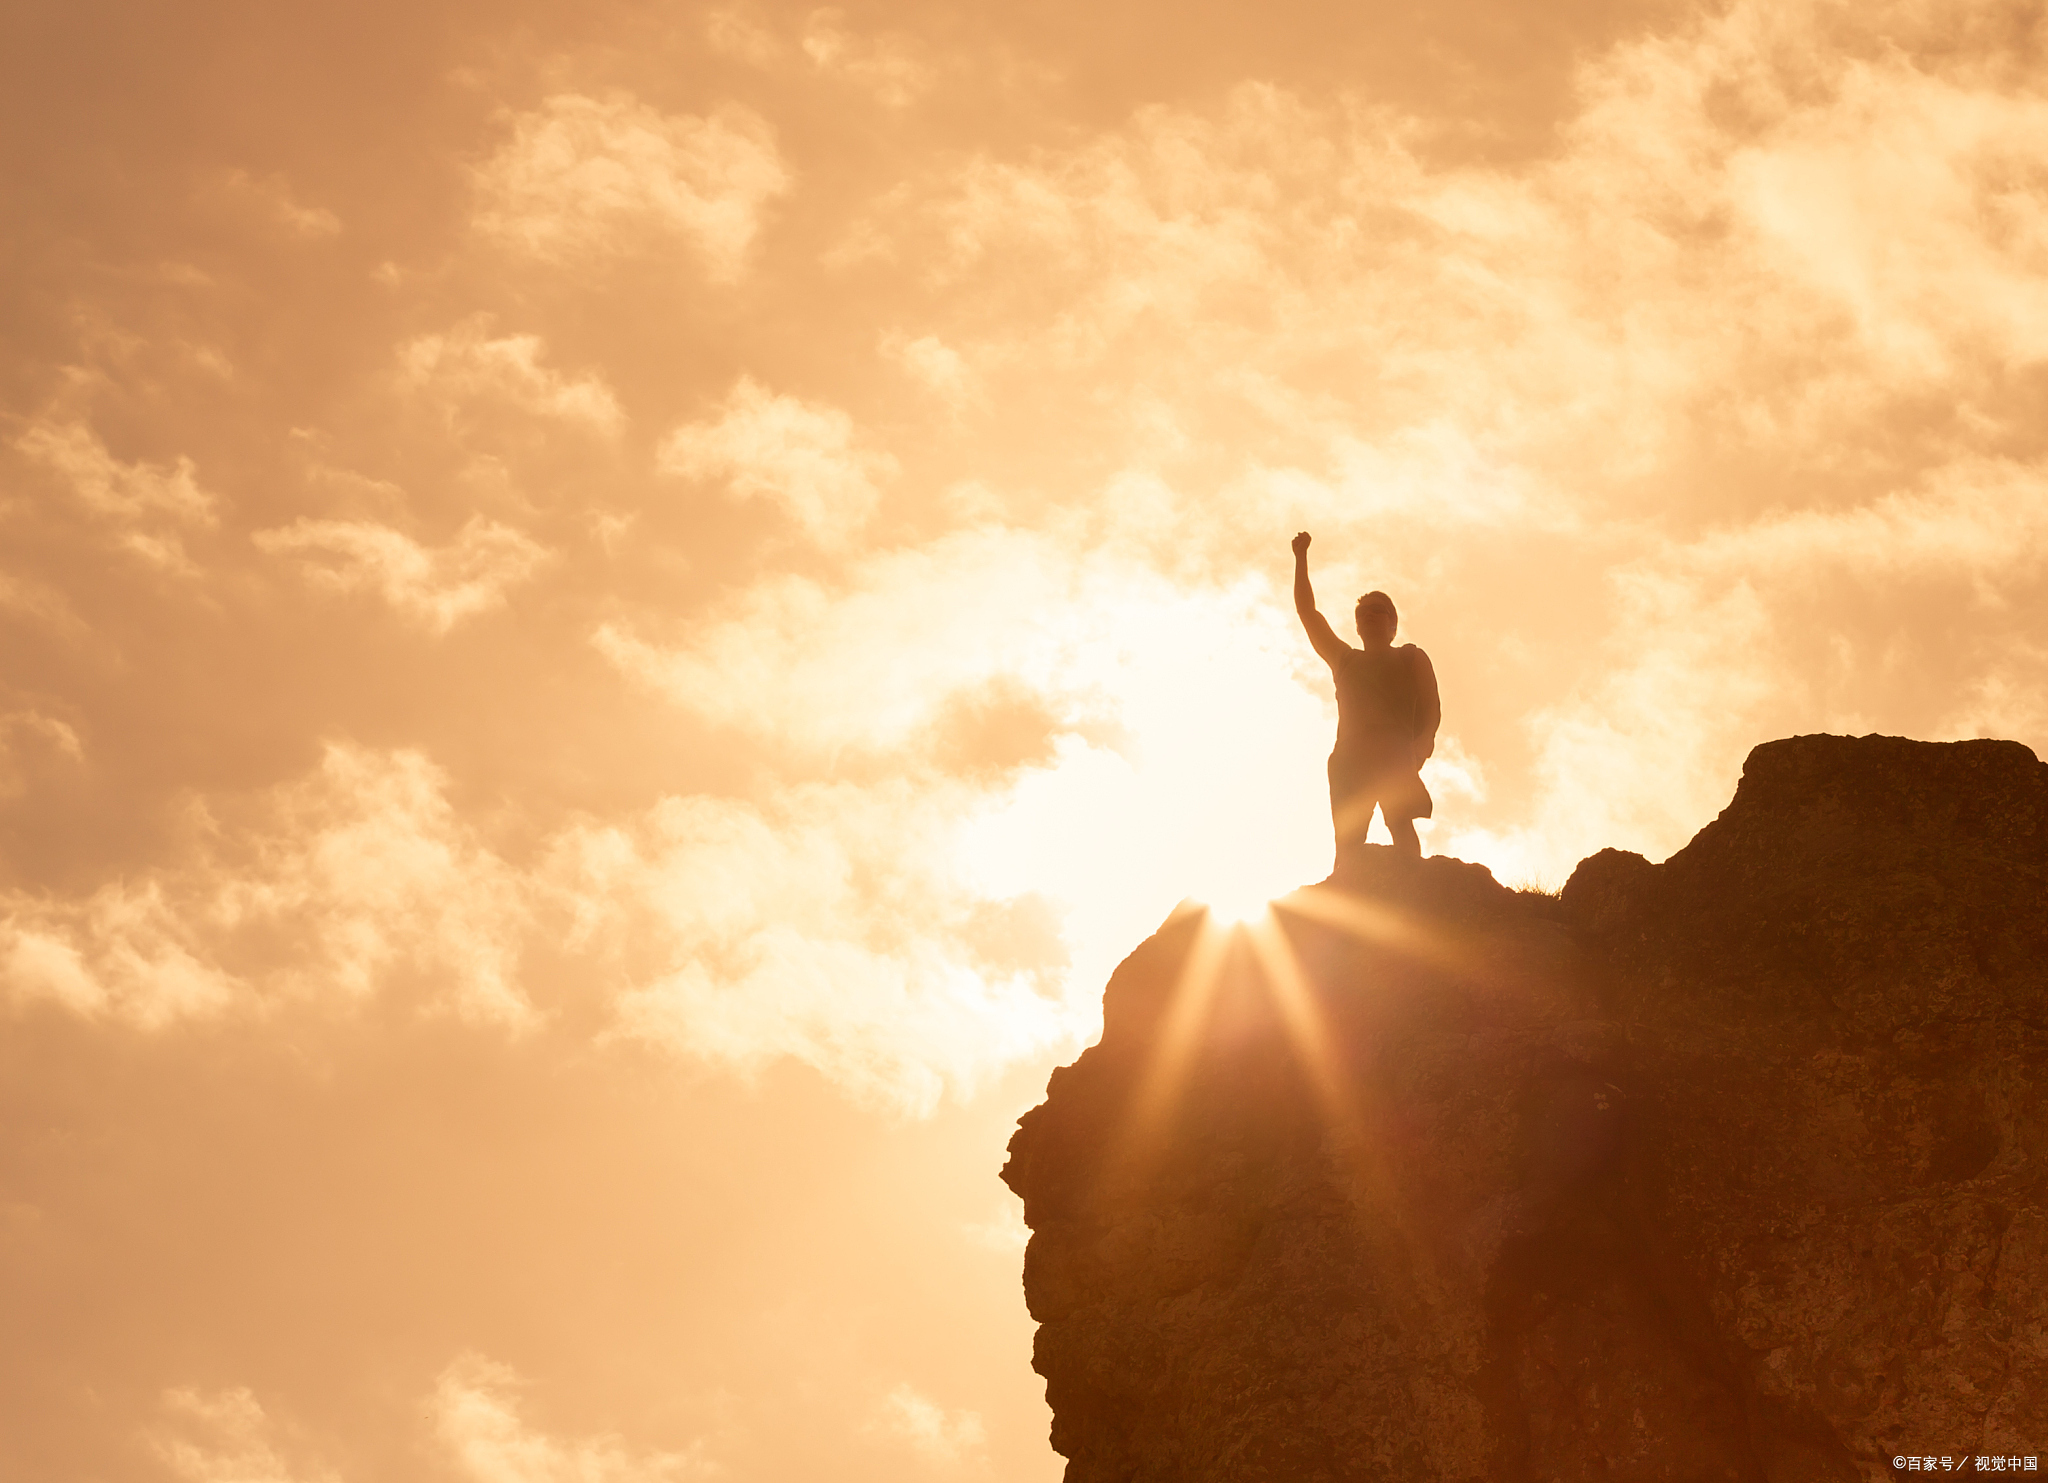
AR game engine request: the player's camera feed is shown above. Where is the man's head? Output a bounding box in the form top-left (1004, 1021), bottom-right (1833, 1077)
top-left (1355, 591), bottom-right (1398, 648)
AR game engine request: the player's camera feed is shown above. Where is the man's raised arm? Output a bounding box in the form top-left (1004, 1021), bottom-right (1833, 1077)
top-left (1292, 531), bottom-right (1347, 664)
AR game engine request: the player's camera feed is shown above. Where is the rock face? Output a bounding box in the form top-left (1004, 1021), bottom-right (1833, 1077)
top-left (1002, 735), bottom-right (2048, 1481)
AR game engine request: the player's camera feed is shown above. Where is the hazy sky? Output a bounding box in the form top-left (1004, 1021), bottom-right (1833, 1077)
top-left (4, 0), bottom-right (2046, 1478)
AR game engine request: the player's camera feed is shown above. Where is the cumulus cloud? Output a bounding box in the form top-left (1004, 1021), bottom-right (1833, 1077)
top-left (151, 1387), bottom-right (336, 1483)
top-left (1442, 457), bottom-right (2048, 882)
top-left (883, 333), bottom-right (979, 409)
top-left (1446, 574), bottom-right (1781, 885)
top-left (0, 568), bottom-right (85, 634)
top-left (799, 11), bottom-right (933, 108)
top-left (15, 1), bottom-right (2048, 1472)
top-left (960, 1196), bottom-right (1031, 1255)
top-left (1941, 647), bottom-right (2048, 741)
top-left (699, 5), bottom-right (932, 104)
top-left (547, 781), bottom-right (1079, 1114)
top-left (254, 515), bottom-right (549, 632)
top-left (832, 86), bottom-right (1667, 541)
top-left (593, 526), bottom-right (1077, 756)
top-left (799, 1), bottom-right (2048, 894)
top-left (0, 709), bottom-right (83, 799)
top-left (3, 878), bottom-right (243, 1027)
top-left (473, 93), bottom-right (789, 278)
top-left (210, 168), bottom-right (343, 240)
top-left (655, 377), bottom-right (894, 547)
top-left (598, 516), bottom-right (1342, 1110)
top-left (400, 319), bottom-right (624, 434)
top-left (1672, 16), bottom-right (2048, 375)
top-left (703, 6), bottom-right (781, 66)
top-left (594, 520), bottom-right (1342, 1031)
top-left (0, 727), bottom-right (1085, 1106)
top-left (1, 744), bottom-right (534, 1029)
top-left (1674, 459), bottom-right (2048, 579)
top-left (865, 1384), bottom-right (986, 1466)
top-left (837, 1), bottom-right (2048, 509)
top-left (15, 418), bottom-right (218, 570)
top-left (433, 1355), bottom-right (718, 1483)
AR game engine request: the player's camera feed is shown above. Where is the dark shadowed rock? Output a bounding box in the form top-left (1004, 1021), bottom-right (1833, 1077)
top-left (1003, 735), bottom-right (2048, 1481)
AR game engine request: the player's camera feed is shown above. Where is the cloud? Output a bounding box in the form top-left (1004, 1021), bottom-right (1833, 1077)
top-left (254, 515), bottom-right (549, 632)
top-left (0, 727), bottom-right (1082, 1106)
top-left (655, 377), bottom-right (894, 547)
top-left (960, 1195), bottom-right (1031, 1255)
top-left (587, 514), bottom-right (1323, 769)
top-left (594, 520), bottom-right (1343, 1046)
top-left (865, 1384), bottom-right (986, 1466)
top-left (151, 1387), bottom-right (336, 1483)
top-left (400, 319), bottom-right (624, 434)
top-left (593, 520), bottom-right (1301, 770)
top-left (1441, 457), bottom-right (2048, 884)
top-left (832, 83), bottom-right (1698, 529)
top-left (699, 6), bottom-right (933, 104)
top-left (1446, 574), bottom-right (1781, 887)
top-left (1418, 732), bottom-right (1486, 810)
top-left (0, 709), bottom-right (83, 800)
top-left (800, 11), bottom-right (933, 108)
top-left (1940, 645), bottom-right (2048, 742)
top-left (433, 1355), bottom-right (718, 1483)
top-left (593, 526), bottom-right (1073, 757)
top-left (15, 420), bottom-right (215, 525)
top-left (836, 4), bottom-right (2048, 500)
top-left (0, 568), bottom-right (86, 634)
top-left (1, 744), bottom-right (535, 1029)
top-left (210, 168), bottom-right (343, 240)
top-left (10, 1), bottom-right (2048, 1477)
top-left (703, 6), bottom-right (781, 66)
top-left (883, 333), bottom-right (979, 409)
top-left (547, 780), bottom-right (1080, 1115)
top-left (2, 878), bottom-right (242, 1027)
top-left (1673, 459), bottom-right (2048, 580)
top-left (1689, 21), bottom-right (2048, 376)
top-left (15, 418), bottom-right (217, 571)
top-left (793, 3), bottom-right (2048, 901)
top-left (473, 93), bottom-right (790, 278)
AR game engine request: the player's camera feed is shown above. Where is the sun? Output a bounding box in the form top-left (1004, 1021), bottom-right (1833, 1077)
top-left (1174, 796), bottom-right (1326, 928)
top-left (950, 590), bottom-right (1343, 983)
top-left (1196, 879), bottom-right (1278, 925)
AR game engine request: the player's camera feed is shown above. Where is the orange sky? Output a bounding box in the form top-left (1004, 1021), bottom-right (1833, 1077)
top-left (4, 0), bottom-right (2047, 1477)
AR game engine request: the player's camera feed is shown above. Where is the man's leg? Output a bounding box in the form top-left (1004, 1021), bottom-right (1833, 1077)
top-left (1329, 760), bottom-right (1373, 871)
top-left (1385, 767), bottom-right (1429, 861)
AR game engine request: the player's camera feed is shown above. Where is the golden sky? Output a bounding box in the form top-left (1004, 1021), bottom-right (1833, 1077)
top-left (4, 0), bottom-right (2046, 1477)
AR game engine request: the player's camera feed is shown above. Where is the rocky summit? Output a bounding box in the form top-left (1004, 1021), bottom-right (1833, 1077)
top-left (1001, 734), bottom-right (2048, 1481)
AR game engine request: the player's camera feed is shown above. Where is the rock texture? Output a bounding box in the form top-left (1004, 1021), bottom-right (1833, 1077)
top-left (1002, 735), bottom-right (2048, 1481)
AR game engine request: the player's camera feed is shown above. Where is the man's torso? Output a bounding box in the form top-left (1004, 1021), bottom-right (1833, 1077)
top-left (1331, 644), bottom-right (1420, 767)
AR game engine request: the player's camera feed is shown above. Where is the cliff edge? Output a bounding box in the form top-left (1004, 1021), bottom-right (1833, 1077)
top-left (1002, 734), bottom-right (2048, 1481)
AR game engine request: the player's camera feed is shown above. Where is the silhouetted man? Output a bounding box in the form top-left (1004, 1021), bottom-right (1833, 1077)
top-left (1292, 531), bottom-right (1441, 863)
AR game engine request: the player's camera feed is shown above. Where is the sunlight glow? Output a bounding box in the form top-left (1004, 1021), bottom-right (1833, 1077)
top-left (954, 585), bottom-right (1335, 1022)
top-left (1280, 882), bottom-right (1471, 976)
top-left (1195, 886), bottom-right (1276, 926)
top-left (24, 1), bottom-right (2048, 1472)
top-left (1249, 907), bottom-right (1448, 1290)
top-left (1113, 904), bottom-right (1401, 1231)
top-left (1121, 912), bottom-right (1233, 1150)
top-left (1243, 913), bottom-right (1355, 1130)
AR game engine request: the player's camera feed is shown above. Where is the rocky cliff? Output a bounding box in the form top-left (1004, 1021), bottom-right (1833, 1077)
top-left (1002, 735), bottom-right (2048, 1481)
